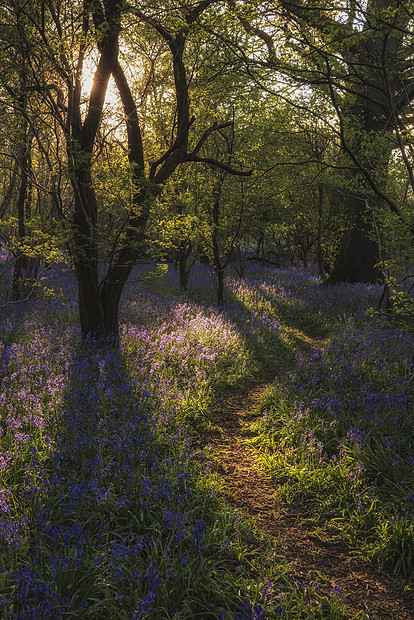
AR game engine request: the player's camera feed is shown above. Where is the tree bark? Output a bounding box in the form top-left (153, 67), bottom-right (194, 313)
top-left (328, 194), bottom-right (380, 283)
top-left (328, 97), bottom-right (391, 284)
top-left (216, 269), bottom-right (224, 306)
top-left (178, 241), bottom-right (192, 292)
top-left (71, 165), bottom-right (102, 338)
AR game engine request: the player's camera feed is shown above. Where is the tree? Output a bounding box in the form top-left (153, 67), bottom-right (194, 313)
top-left (229, 0), bottom-right (414, 283)
top-left (203, 167), bottom-right (246, 306)
top-left (0, 3), bottom-right (64, 301)
top-left (149, 174), bottom-right (204, 292)
top-left (2, 0), bottom-right (250, 341)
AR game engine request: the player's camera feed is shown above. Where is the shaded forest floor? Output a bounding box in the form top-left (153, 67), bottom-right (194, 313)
top-left (197, 331), bottom-right (414, 620)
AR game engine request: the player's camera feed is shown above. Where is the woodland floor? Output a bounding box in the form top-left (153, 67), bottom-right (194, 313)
top-left (197, 333), bottom-right (414, 620)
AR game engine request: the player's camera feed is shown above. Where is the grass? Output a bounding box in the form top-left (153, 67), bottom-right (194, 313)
top-left (0, 260), bottom-right (412, 617)
top-left (242, 268), bottom-right (414, 581)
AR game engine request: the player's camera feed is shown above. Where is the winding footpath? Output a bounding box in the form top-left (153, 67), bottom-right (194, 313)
top-left (199, 333), bottom-right (414, 619)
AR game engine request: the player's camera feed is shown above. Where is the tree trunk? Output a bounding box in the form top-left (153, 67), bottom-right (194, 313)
top-left (216, 269), bottom-right (224, 306)
top-left (328, 95), bottom-right (391, 284)
top-left (0, 159), bottom-right (19, 219)
top-left (256, 232), bottom-right (264, 259)
top-left (71, 165), bottom-right (103, 339)
top-left (88, 184), bottom-right (154, 342)
top-left (302, 248), bottom-right (308, 269)
top-left (67, 6), bottom-right (121, 342)
top-left (12, 64), bottom-right (36, 301)
top-left (12, 132), bottom-right (32, 300)
top-left (316, 185), bottom-right (326, 278)
top-left (328, 193), bottom-right (380, 283)
top-left (179, 246), bottom-right (188, 292)
top-left (177, 240), bottom-right (193, 292)
top-left (211, 186), bottom-right (226, 306)
top-left (98, 263), bottom-right (133, 342)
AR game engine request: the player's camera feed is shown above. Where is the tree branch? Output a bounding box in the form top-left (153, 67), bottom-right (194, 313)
top-left (129, 7), bottom-right (174, 42)
top-left (228, 0), bottom-right (277, 63)
top-left (185, 154), bottom-right (252, 176)
top-left (189, 121), bottom-right (232, 157)
top-left (279, 0), bottom-right (356, 41)
top-left (185, 0), bottom-right (216, 26)
top-left (112, 60), bottom-right (145, 173)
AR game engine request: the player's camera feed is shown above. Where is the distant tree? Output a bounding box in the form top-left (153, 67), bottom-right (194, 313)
top-left (149, 173), bottom-right (204, 292)
top-left (188, 156), bottom-right (249, 306)
top-left (230, 101), bottom-right (345, 274)
top-left (0, 4), bottom-right (64, 301)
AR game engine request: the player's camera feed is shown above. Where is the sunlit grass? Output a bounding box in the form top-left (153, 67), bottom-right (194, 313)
top-left (245, 272), bottom-right (414, 580)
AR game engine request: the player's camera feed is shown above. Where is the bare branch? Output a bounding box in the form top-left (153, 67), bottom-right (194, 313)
top-left (129, 7), bottom-right (174, 42)
top-left (185, 154), bottom-right (252, 176)
top-left (190, 121), bottom-right (233, 157)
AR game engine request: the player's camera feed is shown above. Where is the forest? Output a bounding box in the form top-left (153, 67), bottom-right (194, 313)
top-left (0, 0), bottom-right (414, 618)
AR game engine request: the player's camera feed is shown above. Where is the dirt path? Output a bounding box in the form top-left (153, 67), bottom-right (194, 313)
top-left (198, 337), bottom-right (414, 619)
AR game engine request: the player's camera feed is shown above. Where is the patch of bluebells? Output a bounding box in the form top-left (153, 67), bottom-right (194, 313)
top-left (290, 317), bottom-right (414, 495)
top-left (0, 269), bottom-right (216, 616)
top-left (3, 263), bottom-right (296, 617)
top-left (122, 264), bottom-right (293, 382)
top-left (235, 600), bottom-right (267, 620)
top-left (231, 577), bottom-right (286, 619)
top-left (1, 261), bottom-right (397, 615)
top-left (250, 271), bottom-right (414, 556)
top-left (235, 598), bottom-right (286, 619)
top-left (121, 293), bottom-right (254, 410)
top-left (246, 264), bottom-right (379, 322)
